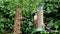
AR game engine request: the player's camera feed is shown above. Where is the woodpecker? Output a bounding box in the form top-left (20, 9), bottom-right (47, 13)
top-left (34, 13), bottom-right (54, 33)
top-left (34, 13), bottom-right (45, 31)
top-left (34, 13), bottom-right (38, 26)
top-left (34, 13), bottom-right (45, 27)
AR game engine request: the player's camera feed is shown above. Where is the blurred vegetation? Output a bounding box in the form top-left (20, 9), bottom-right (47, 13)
top-left (0, 0), bottom-right (60, 34)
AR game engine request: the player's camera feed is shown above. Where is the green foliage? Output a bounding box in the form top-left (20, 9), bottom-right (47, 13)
top-left (0, 0), bottom-right (60, 34)
top-left (43, 2), bottom-right (60, 34)
top-left (0, 0), bottom-right (41, 34)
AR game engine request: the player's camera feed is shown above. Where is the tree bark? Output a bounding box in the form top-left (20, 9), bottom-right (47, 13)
top-left (14, 8), bottom-right (22, 34)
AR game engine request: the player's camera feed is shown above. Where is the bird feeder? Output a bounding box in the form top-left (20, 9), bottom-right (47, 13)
top-left (31, 3), bottom-right (45, 34)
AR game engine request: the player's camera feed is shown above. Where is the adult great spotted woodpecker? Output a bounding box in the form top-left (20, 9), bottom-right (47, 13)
top-left (34, 13), bottom-right (38, 26)
top-left (34, 13), bottom-right (45, 31)
top-left (34, 13), bottom-right (54, 33)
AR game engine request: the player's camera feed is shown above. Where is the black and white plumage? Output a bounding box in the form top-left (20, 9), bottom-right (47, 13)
top-left (34, 13), bottom-right (54, 33)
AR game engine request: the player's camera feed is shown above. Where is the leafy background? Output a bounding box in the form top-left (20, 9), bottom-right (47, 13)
top-left (0, 0), bottom-right (60, 34)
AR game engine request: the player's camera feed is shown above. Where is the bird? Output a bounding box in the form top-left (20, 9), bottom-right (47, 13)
top-left (34, 13), bottom-right (54, 33)
top-left (34, 13), bottom-right (38, 26)
top-left (34, 13), bottom-right (45, 31)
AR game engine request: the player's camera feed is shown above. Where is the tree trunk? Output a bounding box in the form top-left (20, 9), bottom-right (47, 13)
top-left (14, 8), bottom-right (22, 34)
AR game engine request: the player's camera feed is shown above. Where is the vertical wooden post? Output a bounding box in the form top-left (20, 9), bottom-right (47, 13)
top-left (37, 5), bottom-right (45, 29)
top-left (14, 8), bottom-right (22, 34)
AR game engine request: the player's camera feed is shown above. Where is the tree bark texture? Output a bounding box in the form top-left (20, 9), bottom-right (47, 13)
top-left (14, 8), bottom-right (22, 34)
